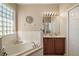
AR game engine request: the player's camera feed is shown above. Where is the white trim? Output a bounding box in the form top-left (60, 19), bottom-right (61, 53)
top-left (67, 4), bottom-right (79, 56)
top-left (66, 4), bottom-right (79, 12)
top-left (9, 46), bottom-right (42, 56)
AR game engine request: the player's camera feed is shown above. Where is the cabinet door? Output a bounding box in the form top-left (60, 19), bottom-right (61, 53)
top-left (54, 38), bottom-right (65, 54)
top-left (43, 38), bottom-right (48, 54)
top-left (43, 38), bottom-right (55, 55)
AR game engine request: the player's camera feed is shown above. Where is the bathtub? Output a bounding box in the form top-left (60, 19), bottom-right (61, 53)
top-left (14, 46), bottom-right (42, 56)
top-left (3, 40), bottom-right (42, 56)
top-left (7, 42), bottom-right (42, 56)
top-left (2, 31), bottom-right (42, 56)
top-left (7, 43), bottom-right (42, 56)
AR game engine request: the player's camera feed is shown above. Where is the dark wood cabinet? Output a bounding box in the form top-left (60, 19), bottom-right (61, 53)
top-left (43, 37), bottom-right (65, 55)
top-left (44, 38), bottom-right (55, 54)
top-left (55, 38), bottom-right (65, 54)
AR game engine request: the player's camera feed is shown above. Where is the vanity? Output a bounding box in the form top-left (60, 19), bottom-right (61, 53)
top-left (43, 35), bottom-right (65, 55)
top-left (42, 14), bottom-right (65, 55)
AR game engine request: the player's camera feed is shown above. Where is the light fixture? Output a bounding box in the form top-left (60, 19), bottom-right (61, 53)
top-left (42, 11), bottom-right (58, 16)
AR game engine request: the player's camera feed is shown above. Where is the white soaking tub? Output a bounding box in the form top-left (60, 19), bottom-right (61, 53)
top-left (2, 31), bottom-right (42, 56)
top-left (2, 37), bottom-right (42, 56)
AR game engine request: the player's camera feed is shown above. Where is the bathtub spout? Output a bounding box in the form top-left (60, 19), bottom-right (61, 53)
top-left (3, 52), bottom-right (8, 56)
top-left (31, 42), bottom-right (36, 48)
top-left (0, 48), bottom-right (8, 56)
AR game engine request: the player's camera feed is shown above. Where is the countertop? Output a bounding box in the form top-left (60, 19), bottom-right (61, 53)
top-left (43, 34), bottom-right (65, 38)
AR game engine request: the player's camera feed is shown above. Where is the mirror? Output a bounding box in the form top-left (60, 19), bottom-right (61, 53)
top-left (42, 16), bottom-right (60, 35)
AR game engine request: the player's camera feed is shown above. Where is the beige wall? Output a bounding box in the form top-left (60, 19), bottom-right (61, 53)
top-left (17, 4), bottom-right (76, 33)
top-left (59, 3), bottom-right (75, 13)
top-left (17, 4), bottom-right (59, 31)
top-left (59, 3), bottom-right (75, 36)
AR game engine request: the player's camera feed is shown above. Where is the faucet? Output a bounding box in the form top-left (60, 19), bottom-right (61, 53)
top-left (3, 52), bottom-right (8, 56)
top-left (0, 36), bottom-right (8, 56)
top-left (31, 42), bottom-right (36, 48)
top-left (0, 48), bottom-right (8, 56)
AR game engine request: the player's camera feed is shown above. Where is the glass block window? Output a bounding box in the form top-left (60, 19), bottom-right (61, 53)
top-left (0, 3), bottom-right (16, 38)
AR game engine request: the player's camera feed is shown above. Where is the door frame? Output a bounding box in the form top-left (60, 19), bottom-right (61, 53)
top-left (67, 4), bottom-right (79, 56)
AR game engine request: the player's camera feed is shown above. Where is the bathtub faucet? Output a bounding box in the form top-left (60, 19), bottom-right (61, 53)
top-left (3, 52), bottom-right (8, 56)
top-left (31, 42), bottom-right (36, 48)
top-left (0, 48), bottom-right (8, 56)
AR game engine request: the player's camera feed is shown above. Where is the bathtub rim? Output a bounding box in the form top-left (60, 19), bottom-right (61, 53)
top-left (9, 46), bottom-right (42, 56)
